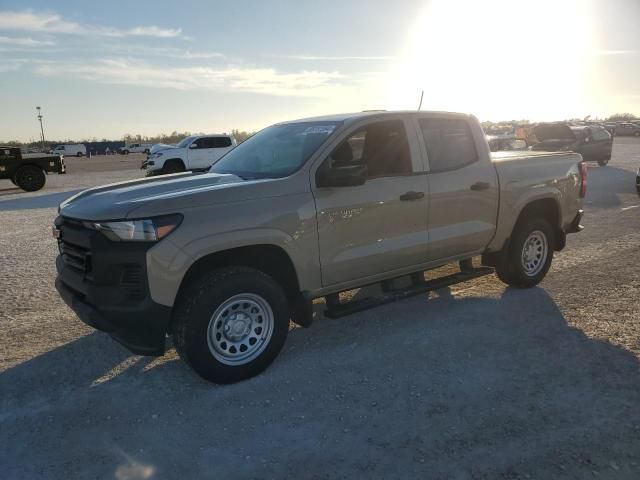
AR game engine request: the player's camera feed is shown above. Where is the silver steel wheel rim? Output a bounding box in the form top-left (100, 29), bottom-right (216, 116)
top-left (207, 293), bottom-right (274, 366)
top-left (521, 230), bottom-right (548, 277)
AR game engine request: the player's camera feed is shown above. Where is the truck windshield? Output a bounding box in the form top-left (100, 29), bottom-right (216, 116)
top-left (210, 122), bottom-right (340, 179)
top-left (176, 136), bottom-right (197, 148)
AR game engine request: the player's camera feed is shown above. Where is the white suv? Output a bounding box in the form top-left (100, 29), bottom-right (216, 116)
top-left (143, 134), bottom-right (237, 175)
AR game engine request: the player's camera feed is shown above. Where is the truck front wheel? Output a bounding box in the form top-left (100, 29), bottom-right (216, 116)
top-left (163, 159), bottom-right (185, 174)
top-left (14, 165), bottom-right (46, 192)
top-left (173, 267), bottom-right (290, 384)
top-left (495, 218), bottom-right (555, 288)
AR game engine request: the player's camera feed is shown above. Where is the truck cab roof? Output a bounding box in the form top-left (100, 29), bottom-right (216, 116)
top-left (284, 110), bottom-right (473, 126)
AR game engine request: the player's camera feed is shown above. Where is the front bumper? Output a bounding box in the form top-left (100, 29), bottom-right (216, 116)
top-left (54, 216), bottom-right (171, 355)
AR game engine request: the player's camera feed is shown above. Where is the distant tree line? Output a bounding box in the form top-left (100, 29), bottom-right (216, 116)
top-left (2, 129), bottom-right (256, 149)
top-left (605, 113), bottom-right (638, 121)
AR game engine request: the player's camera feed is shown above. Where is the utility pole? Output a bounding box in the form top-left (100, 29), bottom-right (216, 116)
top-left (36, 106), bottom-right (45, 150)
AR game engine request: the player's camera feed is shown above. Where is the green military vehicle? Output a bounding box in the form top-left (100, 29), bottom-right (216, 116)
top-left (0, 146), bottom-right (66, 192)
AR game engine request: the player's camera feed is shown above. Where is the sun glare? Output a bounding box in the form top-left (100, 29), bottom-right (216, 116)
top-left (387, 0), bottom-right (596, 121)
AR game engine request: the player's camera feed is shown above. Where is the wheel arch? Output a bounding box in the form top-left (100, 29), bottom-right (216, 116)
top-left (512, 197), bottom-right (564, 252)
top-left (167, 244), bottom-right (303, 332)
top-left (163, 157), bottom-right (186, 168)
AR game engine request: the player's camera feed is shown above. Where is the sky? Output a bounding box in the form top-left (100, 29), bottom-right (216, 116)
top-left (0, 0), bottom-right (639, 142)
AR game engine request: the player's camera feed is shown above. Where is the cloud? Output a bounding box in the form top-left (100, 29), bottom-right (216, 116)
top-left (0, 35), bottom-right (55, 47)
top-left (0, 63), bottom-right (21, 72)
top-left (282, 55), bottom-right (396, 61)
top-left (33, 59), bottom-right (353, 97)
top-left (0, 10), bottom-right (181, 38)
top-left (101, 44), bottom-right (224, 60)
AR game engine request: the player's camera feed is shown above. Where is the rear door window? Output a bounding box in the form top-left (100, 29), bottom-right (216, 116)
top-left (418, 118), bottom-right (478, 172)
top-left (211, 137), bottom-right (232, 148)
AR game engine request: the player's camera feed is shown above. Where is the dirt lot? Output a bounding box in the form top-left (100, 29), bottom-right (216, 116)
top-left (1, 144), bottom-right (639, 479)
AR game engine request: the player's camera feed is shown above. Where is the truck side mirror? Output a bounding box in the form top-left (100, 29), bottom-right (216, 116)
top-left (317, 163), bottom-right (368, 188)
top-left (189, 143), bottom-right (198, 149)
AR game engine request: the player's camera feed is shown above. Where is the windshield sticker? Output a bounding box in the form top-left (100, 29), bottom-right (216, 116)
top-left (303, 126), bottom-right (336, 135)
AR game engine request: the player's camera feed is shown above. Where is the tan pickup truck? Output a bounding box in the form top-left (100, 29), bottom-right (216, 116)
top-left (54, 111), bottom-right (586, 383)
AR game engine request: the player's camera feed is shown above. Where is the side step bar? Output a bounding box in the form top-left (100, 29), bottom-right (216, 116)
top-left (324, 265), bottom-right (494, 319)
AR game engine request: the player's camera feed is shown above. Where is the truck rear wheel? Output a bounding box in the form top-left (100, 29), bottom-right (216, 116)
top-left (173, 267), bottom-right (290, 384)
top-left (495, 218), bottom-right (555, 288)
top-left (14, 165), bottom-right (46, 192)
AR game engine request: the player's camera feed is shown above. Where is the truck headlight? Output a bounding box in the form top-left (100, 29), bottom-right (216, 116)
top-left (150, 152), bottom-right (163, 159)
top-left (88, 214), bottom-right (182, 242)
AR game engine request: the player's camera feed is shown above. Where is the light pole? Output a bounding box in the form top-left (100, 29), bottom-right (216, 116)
top-left (36, 106), bottom-right (45, 150)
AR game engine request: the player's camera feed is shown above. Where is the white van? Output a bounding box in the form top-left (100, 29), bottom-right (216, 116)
top-left (51, 144), bottom-right (87, 157)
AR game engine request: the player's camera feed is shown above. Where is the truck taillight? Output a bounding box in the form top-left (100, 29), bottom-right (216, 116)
top-left (579, 162), bottom-right (587, 198)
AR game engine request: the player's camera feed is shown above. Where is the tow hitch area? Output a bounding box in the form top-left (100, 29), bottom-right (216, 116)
top-left (324, 262), bottom-right (494, 319)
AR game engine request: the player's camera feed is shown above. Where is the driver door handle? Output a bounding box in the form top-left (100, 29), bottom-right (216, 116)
top-left (470, 181), bottom-right (490, 191)
top-left (399, 191), bottom-right (425, 201)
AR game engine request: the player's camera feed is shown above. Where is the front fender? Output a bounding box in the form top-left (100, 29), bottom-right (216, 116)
top-left (146, 194), bottom-right (320, 307)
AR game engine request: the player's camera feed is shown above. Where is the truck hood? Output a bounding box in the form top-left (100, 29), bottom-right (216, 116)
top-left (533, 124), bottom-right (576, 142)
top-left (59, 172), bottom-right (250, 221)
top-left (150, 143), bottom-right (176, 154)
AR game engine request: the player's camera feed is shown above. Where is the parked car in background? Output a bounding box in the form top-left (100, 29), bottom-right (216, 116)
top-left (486, 134), bottom-right (528, 152)
top-left (119, 143), bottom-right (152, 155)
top-left (1, 146), bottom-right (65, 191)
top-left (142, 134), bottom-right (236, 176)
top-left (615, 123), bottom-right (640, 137)
top-left (51, 144), bottom-right (86, 157)
top-left (531, 123), bottom-right (613, 166)
top-left (54, 111), bottom-right (585, 383)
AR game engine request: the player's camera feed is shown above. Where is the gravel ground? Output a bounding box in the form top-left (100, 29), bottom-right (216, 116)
top-left (1, 144), bottom-right (639, 479)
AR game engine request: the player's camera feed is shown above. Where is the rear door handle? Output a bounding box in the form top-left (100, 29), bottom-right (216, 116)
top-left (470, 181), bottom-right (490, 191)
top-left (399, 191), bottom-right (425, 201)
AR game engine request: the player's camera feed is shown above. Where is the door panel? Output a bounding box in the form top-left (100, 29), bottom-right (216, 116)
top-left (188, 138), bottom-right (211, 169)
top-left (417, 117), bottom-right (499, 261)
top-left (426, 163), bottom-right (499, 259)
top-left (314, 176), bottom-right (428, 286)
top-left (312, 118), bottom-right (429, 287)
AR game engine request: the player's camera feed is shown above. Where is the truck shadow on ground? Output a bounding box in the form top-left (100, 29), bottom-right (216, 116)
top-left (2, 287), bottom-right (639, 479)
top-left (585, 165), bottom-right (637, 209)
top-left (0, 188), bottom-right (82, 211)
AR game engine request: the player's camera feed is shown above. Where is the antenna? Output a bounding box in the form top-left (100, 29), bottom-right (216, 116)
top-left (418, 90), bottom-right (424, 111)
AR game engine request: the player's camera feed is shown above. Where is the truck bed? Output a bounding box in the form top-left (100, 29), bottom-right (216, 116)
top-left (487, 150), bottom-right (583, 252)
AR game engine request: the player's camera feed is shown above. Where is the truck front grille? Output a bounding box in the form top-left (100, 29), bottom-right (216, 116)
top-left (60, 242), bottom-right (91, 273)
top-left (56, 217), bottom-right (92, 275)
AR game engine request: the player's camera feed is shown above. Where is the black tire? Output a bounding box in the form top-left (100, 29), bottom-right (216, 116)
top-left (144, 149), bottom-right (150, 154)
top-left (173, 266), bottom-right (290, 384)
top-left (494, 217), bottom-right (555, 288)
top-left (76, 152), bottom-right (83, 157)
top-left (14, 165), bottom-right (46, 192)
top-left (123, 150), bottom-right (129, 155)
top-left (598, 158), bottom-right (609, 167)
top-left (163, 159), bottom-right (185, 174)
